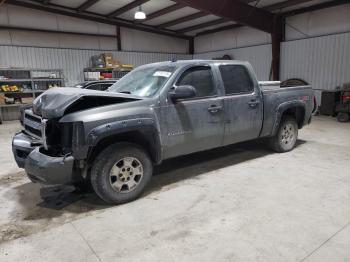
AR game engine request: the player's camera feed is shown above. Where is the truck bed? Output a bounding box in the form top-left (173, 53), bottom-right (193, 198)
top-left (259, 83), bottom-right (314, 137)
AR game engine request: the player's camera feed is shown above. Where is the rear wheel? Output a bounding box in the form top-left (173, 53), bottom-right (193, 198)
top-left (269, 116), bottom-right (298, 153)
top-left (337, 112), bottom-right (349, 122)
top-left (91, 142), bottom-right (153, 204)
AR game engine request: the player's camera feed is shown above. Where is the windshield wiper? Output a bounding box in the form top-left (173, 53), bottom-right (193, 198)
top-left (118, 91), bottom-right (132, 94)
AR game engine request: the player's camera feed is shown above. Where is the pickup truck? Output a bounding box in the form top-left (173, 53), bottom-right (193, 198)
top-left (12, 60), bottom-right (313, 204)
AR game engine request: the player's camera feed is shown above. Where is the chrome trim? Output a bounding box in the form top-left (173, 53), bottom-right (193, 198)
top-left (41, 119), bottom-right (48, 150)
top-left (23, 129), bottom-right (41, 140)
top-left (23, 111), bottom-right (47, 145)
top-left (23, 117), bottom-right (41, 130)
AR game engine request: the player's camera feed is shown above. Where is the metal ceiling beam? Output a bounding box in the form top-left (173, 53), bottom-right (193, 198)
top-left (188, 36), bottom-right (194, 54)
top-left (116, 26), bottom-right (121, 51)
top-left (107, 0), bottom-right (150, 18)
top-left (159, 0), bottom-right (308, 32)
top-left (77, 0), bottom-right (100, 12)
top-left (238, 0), bottom-right (257, 3)
top-left (196, 24), bottom-right (242, 36)
top-left (140, 3), bottom-right (185, 22)
top-left (271, 15), bottom-right (284, 80)
top-left (283, 0), bottom-right (350, 17)
top-left (177, 18), bottom-right (228, 33)
top-left (7, 0), bottom-right (191, 40)
top-left (158, 11), bottom-right (208, 29)
top-left (265, 0), bottom-right (313, 11)
top-left (194, 0), bottom-right (313, 36)
top-left (0, 25), bottom-right (116, 38)
top-left (173, 0), bottom-right (275, 33)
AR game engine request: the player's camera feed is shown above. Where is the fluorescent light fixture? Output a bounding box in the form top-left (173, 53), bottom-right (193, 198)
top-left (134, 6), bottom-right (146, 20)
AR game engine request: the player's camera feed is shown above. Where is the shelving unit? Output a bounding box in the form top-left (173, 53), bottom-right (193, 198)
top-left (83, 67), bottom-right (131, 81)
top-left (0, 68), bottom-right (64, 122)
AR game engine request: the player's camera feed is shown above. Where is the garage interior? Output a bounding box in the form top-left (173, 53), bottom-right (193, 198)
top-left (0, 0), bottom-right (350, 261)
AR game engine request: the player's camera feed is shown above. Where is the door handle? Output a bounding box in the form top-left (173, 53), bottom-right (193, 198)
top-left (248, 100), bottom-right (260, 108)
top-left (208, 105), bottom-right (223, 113)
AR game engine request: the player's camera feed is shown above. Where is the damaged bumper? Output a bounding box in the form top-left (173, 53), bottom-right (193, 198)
top-left (12, 132), bottom-right (75, 185)
top-left (12, 132), bottom-right (37, 168)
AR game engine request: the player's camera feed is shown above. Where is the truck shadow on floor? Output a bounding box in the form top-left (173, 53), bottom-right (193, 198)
top-left (146, 139), bottom-right (306, 196)
top-left (12, 139), bottom-right (306, 218)
top-left (2, 139), bottom-right (306, 242)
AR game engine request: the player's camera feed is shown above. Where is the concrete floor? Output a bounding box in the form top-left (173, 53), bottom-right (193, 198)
top-left (0, 116), bottom-right (349, 262)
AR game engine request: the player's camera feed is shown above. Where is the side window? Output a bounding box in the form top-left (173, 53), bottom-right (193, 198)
top-left (100, 83), bottom-right (112, 91)
top-left (219, 65), bottom-right (254, 95)
top-left (177, 66), bottom-right (217, 98)
top-left (86, 84), bottom-right (101, 90)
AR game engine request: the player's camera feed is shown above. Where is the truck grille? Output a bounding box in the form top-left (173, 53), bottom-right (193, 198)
top-left (23, 111), bottom-right (42, 139)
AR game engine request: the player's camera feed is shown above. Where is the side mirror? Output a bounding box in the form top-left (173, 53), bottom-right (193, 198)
top-left (169, 85), bottom-right (196, 101)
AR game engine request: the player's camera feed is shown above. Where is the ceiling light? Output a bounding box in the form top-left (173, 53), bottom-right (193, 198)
top-left (134, 6), bottom-right (146, 20)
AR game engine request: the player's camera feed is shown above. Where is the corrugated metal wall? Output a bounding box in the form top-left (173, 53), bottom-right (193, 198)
top-left (1, 34), bottom-right (349, 105)
top-left (281, 32), bottom-right (350, 103)
top-left (0, 4), bottom-right (189, 54)
top-left (194, 31), bottom-right (350, 104)
top-left (193, 44), bottom-right (272, 81)
top-left (0, 45), bottom-right (192, 86)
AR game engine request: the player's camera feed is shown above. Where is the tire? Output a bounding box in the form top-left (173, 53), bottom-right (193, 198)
top-left (91, 142), bottom-right (153, 204)
top-left (269, 116), bottom-right (298, 153)
top-left (337, 112), bottom-right (350, 122)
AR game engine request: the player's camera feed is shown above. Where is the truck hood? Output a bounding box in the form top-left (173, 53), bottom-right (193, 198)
top-left (33, 87), bottom-right (142, 119)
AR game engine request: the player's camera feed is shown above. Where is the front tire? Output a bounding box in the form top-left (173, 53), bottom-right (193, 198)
top-left (91, 142), bottom-right (153, 204)
top-left (269, 116), bottom-right (298, 153)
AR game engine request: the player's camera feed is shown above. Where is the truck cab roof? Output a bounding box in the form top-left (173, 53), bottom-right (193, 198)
top-left (141, 59), bottom-right (249, 68)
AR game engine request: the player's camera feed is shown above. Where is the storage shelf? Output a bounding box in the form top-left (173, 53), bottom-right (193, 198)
top-left (84, 68), bottom-right (131, 72)
top-left (0, 79), bottom-right (32, 82)
top-left (1, 78), bottom-right (63, 82)
top-left (32, 78), bottom-right (64, 81)
top-left (0, 103), bottom-right (30, 108)
top-left (0, 68), bottom-right (64, 122)
top-left (0, 68), bottom-right (62, 71)
top-left (84, 78), bottom-right (119, 80)
top-left (1, 90), bottom-right (45, 94)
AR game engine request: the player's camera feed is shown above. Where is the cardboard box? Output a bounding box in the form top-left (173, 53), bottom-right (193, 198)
top-left (104, 53), bottom-right (114, 67)
top-left (121, 64), bottom-right (133, 70)
top-left (0, 94), bottom-right (5, 105)
top-left (21, 97), bottom-right (34, 104)
top-left (104, 53), bottom-right (113, 59)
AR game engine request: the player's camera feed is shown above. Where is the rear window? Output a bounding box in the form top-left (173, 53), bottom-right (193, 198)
top-left (219, 65), bottom-right (254, 95)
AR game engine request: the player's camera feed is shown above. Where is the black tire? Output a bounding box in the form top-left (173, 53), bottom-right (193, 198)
top-left (337, 112), bottom-right (350, 122)
top-left (269, 116), bottom-right (298, 153)
top-left (91, 142), bottom-right (153, 204)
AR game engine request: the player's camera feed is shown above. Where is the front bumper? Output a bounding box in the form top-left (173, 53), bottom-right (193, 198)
top-left (12, 132), bottom-right (75, 185)
top-left (12, 132), bottom-right (38, 168)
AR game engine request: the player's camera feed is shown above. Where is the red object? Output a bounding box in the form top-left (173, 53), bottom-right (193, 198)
top-left (101, 72), bottom-right (113, 79)
top-left (342, 95), bottom-right (350, 102)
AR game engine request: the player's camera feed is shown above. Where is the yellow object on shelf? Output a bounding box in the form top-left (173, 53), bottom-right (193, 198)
top-left (1, 85), bottom-right (19, 92)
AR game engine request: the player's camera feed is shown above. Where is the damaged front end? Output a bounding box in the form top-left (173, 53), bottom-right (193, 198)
top-left (12, 87), bottom-right (142, 185)
top-left (13, 110), bottom-right (81, 184)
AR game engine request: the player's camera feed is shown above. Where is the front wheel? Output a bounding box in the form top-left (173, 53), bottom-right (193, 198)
top-left (269, 116), bottom-right (298, 153)
top-left (91, 142), bottom-right (153, 204)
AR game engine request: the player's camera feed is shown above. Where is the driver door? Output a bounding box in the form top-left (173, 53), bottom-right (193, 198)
top-left (163, 65), bottom-right (225, 159)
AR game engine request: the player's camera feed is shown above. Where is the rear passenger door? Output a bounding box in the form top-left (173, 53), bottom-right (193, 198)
top-left (218, 64), bottom-right (263, 145)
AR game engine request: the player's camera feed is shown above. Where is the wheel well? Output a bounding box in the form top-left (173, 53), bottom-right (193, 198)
top-left (87, 131), bottom-right (159, 164)
top-left (282, 106), bottom-right (305, 128)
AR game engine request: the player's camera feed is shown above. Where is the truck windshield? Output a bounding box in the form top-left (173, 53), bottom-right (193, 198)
top-left (108, 66), bottom-right (176, 97)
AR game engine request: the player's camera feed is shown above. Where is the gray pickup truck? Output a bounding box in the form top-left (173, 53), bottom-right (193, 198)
top-left (12, 60), bottom-right (313, 204)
